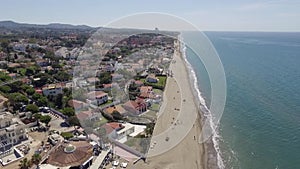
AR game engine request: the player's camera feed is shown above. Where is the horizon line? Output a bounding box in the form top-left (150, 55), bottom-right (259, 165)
top-left (1, 20), bottom-right (299, 33)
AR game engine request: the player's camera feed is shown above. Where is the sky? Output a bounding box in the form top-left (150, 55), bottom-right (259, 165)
top-left (0, 0), bottom-right (300, 31)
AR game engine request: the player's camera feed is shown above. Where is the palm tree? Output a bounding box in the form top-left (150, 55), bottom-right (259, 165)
top-left (19, 158), bottom-right (31, 169)
top-left (31, 153), bottom-right (41, 167)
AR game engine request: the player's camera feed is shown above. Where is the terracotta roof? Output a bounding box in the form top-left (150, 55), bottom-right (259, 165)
top-left (76, 110), bottom-right (93, 120)
top-left (106, 122), bottom-right (123, 130)
top-left (103, 83), bottom-right (112, 88)
top-left (68, 99), bottom-right (85, 109)
top-left (104, 105), bottom-right (126, 114)
top-left (87, 91), bottom-right (108, 99)
top-left (124, 100), bottom-right (139, 109)
top-left (102, 124), bottom-right (114, 135)
top-left (140, 86), bottom-right (152, 93)
top-left (134, 80), bottom-right (144, 85)
top-left (47, 141), bottom-right (93, 167)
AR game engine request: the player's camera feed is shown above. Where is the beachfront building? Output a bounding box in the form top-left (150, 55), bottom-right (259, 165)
top-left (86, 91), bottom-right (109, 105)
top-left (42, 141), bottom-right (94, 169)
top-left (105, 123), bottom-right (134, 142)
top-left (105, 122), bottom-right (146, 143)
top-left (0, 112), bottom-right (27, 153)
top-left (42, 83), bottom-right (63, 96)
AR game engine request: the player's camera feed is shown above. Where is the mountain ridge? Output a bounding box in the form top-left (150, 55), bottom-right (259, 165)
top-left (0, 20), bottom-right (94, 29)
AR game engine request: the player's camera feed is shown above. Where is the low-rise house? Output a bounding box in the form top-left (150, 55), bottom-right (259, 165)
top-left (42, 83), bottom-right (63, 96)
top-left (68, 99), bottom-right (87, 110)
top-left (103, 83), bottom-right (112, 90)
top-left (146, 74), bottom-right (158, 83)
top-left (104, 105), bottom-right (127, 115)
top-left (122, 98), bottom-right (147, 114)
top-left (76, 110), bottom-right (100, 122)
top-left (86, 91), bottom-right (108, 105)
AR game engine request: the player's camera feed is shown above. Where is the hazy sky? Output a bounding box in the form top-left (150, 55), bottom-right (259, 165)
top-left (0, 0), bottom-right (300, 31)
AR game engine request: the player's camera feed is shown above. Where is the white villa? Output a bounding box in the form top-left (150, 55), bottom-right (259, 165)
top-left (0, 112), bottom-right (27, 154)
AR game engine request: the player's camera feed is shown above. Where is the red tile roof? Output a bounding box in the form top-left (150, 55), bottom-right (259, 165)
top-left (87, 91), bottom-right (108, 99)
top-left (106, 122), bottom-right (123, 130)
top-left (68, 99), bottom-right (85, 109)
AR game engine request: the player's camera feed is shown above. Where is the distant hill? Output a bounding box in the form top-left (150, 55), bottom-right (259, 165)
top-left (0, 20), bottom-right (94, 29)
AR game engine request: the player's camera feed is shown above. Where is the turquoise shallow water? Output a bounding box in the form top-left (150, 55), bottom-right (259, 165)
top-left (183, 32), bottom-right (300, 169)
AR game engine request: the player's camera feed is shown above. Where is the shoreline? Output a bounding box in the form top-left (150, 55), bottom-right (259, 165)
top-left (131, 36), bottom-right (215, 169)
top-left (179, 38), bottom-right (221, 169)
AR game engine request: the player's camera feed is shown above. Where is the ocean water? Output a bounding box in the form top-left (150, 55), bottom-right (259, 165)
top-left (182, 32), bottom-right (300, 169)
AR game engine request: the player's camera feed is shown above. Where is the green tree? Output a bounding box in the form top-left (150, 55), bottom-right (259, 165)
top-left (145, 123), bottom-right (155, 137)
top-left (21, 84), bottom-right (31, 91)
top-left (31, 153), bottom-right (41, 166)
top-left (25, 67), bottom-right (35, 76)
top-left (25, 88), bottom-right (36, 95)
top-left (0, 85), bottom-right (11, 93)
top-left (40, 115), bottom-right (52, 126)
top-left (67, 116), bottom-right (81, 126)
top-left (26, 104), bottom-right (39, 113)
top-left (61, 132), bottom-right (74, 140)
top-left (9, 81), bottom-right (23, 92)
top-left (9, 93), bottom-right (28, 110)
top-left (19, 157), bottom-right (31, 169)
top-left (72, 88), bottom-right (87, 101)
top-left (32, 93), bottom-right (42, 100)
top-left (53, 94), bottom-right (63, 109)
top-left (112, 110), bottom-right (123, 120)
top-left (54, 71), bottom-right (71, 82)
top-left (32, 73), bottom-right (53, 87)
top-left (33, 113), bottom-right (42, 120)
top-left (37, 96), bottom-right (48, 107)
top-left (62, 107), bottom-right (75, 117)
top-left (98, 72), bottom-right (112, 84)
top-left (0, 72), bottom-right (11, 82)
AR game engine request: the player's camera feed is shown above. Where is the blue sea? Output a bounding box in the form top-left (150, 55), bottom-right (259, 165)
top-left (182, 32), bottom-right (300, 169)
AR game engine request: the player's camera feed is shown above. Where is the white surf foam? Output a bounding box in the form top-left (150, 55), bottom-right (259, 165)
top-left (178, 36), bottom-right (225, 169)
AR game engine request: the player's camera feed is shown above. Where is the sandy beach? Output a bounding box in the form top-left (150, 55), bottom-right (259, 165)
top-left (131, 39), bottom-right (210, 169)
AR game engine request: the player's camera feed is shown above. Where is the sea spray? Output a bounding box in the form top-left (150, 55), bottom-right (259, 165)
top-left (178, 35), bottom-right (225, 169)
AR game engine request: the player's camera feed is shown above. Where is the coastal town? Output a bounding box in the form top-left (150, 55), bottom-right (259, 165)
top-left (0, 22), bottom-right (186, 169)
